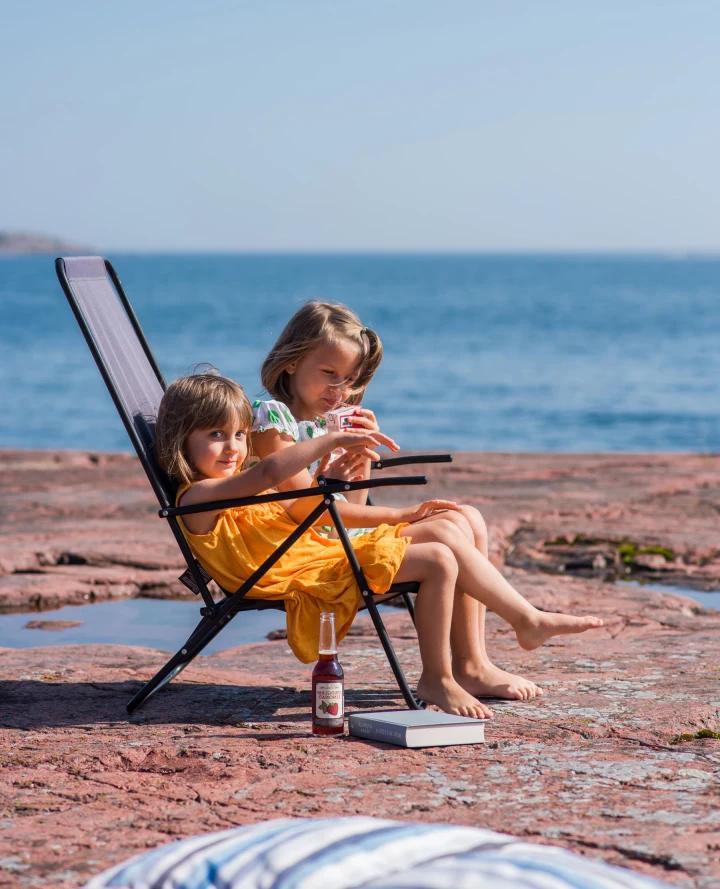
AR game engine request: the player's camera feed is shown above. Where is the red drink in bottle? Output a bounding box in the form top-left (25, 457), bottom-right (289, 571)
top-left (312, 612), bottom-right (344, 736)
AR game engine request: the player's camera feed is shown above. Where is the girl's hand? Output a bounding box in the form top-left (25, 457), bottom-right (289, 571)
top-left (331, 428), bottom-right (398, 457)
top-left (327, 429), bottom-right (383, 462)
top-left (324, 450), bottom-right (367, 482)
top-left (400, 500), bottom-right (462, 523)
top-left (340, 409), bottom-right (401, 453)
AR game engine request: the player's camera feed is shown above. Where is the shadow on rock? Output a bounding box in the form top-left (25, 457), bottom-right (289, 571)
top-left (0, 680), bottom-right (402, 729)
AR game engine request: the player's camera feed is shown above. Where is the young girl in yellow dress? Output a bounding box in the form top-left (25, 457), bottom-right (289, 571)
top-left (156, 370), bottom-right (603, 720)
top-left (253, 301), bottom-right (543, 702)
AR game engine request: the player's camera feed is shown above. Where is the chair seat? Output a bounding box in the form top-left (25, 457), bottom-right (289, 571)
top-left (221, 581), bottom-right (419, 613)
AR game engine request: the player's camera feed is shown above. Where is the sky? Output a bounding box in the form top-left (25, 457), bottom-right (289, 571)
top-left (1, 1), bottom-right (719, 253)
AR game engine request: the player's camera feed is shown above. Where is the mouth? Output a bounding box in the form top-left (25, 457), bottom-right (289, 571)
top-left (218, 459), bottom-right (237, 467)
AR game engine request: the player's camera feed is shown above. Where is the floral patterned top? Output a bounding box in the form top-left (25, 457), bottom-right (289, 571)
top-left (251, 398), bottom-right (369, 539)
top-left (252, 399), bottom-right (331, 477)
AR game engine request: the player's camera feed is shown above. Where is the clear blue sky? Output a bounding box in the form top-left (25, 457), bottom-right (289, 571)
top-left (2, 1), bottom-right (718, 252)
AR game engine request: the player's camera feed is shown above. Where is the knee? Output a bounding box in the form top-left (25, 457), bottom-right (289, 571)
top-left (459, 504), bottom-right (488, 551)
top-left (424, 542), bottom-right (459, 582)
top-left (427, 516), bottom-right (472, 548)
top-left (438, 510), bottom-right (474, 543)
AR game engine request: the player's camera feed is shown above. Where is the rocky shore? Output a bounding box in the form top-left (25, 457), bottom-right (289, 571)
top-left (1, 449), bottom-right (719, 888)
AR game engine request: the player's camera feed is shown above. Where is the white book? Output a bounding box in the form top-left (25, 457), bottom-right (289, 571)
top-left (348, 709), bottom-right (487, 748)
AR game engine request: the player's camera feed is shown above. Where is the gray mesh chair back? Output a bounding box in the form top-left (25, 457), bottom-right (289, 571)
top-left (55, 256), bottom-right (173, 507)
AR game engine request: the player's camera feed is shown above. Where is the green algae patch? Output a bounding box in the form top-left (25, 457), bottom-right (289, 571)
top-left (637, 545), bottom-right (675, 561)
top-left (618, 543), bottom-right (675, 565)
top-left (544, 537), bottom-right (674, 563)
top-left (669, 728), bottom-right (720, 744)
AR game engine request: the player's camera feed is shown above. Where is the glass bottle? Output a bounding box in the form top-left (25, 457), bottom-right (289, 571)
top-left (312, 612), bottom-right (344, 735)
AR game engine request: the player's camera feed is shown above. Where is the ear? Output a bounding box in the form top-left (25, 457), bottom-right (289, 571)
top-left (286, 361), bottom-right (297, 375)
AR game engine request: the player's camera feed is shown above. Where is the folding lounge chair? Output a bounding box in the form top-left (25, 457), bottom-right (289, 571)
top-left (55, 256), bottom-right (453, 715)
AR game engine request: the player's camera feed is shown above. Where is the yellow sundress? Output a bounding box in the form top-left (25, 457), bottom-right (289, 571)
top-left (176, 484), bottom-right (410, 663)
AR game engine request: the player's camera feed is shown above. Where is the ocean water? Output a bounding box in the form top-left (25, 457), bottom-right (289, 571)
top-left (1, 253), bottom-right (719, 453)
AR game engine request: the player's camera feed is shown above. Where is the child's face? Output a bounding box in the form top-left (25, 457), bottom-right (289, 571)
top-left (186, 419), bottom-right (249, 480)
top-left (287, 336), bottom-right (362, 416)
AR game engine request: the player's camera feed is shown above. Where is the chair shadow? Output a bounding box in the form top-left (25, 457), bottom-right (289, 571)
top-left (0, 680), bottom-right (405, 730)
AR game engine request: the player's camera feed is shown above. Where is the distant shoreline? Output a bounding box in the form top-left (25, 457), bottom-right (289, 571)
top-left (0, 232), bottom-right (94, 256)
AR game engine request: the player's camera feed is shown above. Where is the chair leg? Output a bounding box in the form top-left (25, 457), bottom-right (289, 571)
top-left (128, 500), bottom-right (331, 714)
top-left (326, 500), bottom-right (423, 710)
top-left (363, 594), bottom-right (424, 710)
top-left (402, 591), bottom-right (417, 625)
top-left (126, 609), bottom-right (227, 715)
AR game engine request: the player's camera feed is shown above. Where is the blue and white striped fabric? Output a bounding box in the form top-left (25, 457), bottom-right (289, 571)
top-left (83, 816), bottom-right (671, 889)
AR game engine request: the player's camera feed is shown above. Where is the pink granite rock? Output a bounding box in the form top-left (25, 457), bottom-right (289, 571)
top-left (0, 449), bottom-right (719, 887)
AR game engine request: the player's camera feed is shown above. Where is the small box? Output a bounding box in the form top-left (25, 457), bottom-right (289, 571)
top-left (326, 405), bottom-right (359, 431)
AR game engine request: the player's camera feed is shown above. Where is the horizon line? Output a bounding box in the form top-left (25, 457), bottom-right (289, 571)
top-left (4, 248), bottom-right (720, 259)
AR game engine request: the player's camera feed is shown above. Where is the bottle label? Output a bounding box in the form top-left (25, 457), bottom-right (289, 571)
top-left (315, 682), bottom-right (344, 719)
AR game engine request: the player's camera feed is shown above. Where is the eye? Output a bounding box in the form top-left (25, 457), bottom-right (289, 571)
top-left (210, 430), bottom-right (224, 439)
top-left (236, 431), bottom-right (246, 439)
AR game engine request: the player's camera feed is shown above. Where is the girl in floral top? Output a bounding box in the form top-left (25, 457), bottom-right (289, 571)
top-left (252, 301), bottom-right (545, 702)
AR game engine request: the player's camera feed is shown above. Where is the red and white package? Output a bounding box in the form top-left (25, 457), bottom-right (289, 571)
top-left (325, 405), bottom-right (360, 431)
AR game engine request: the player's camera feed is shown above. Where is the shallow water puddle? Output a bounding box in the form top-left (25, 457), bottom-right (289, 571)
top-left (0, 598), bottom-right (397, 654)
top-left (621, 581), bottom-right (720, 610)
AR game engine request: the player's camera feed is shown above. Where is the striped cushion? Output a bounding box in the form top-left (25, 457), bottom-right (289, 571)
top-left (82, 816), bottom-right (670, 889)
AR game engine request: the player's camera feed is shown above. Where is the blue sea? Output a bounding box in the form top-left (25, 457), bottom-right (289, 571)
top-left (2, 253), bottom-right (719, 453)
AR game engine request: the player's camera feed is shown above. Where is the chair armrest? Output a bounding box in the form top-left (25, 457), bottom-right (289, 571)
top-left (160, 475), bottom-right (428, 518)
top-left (371, 454), bottom-right (453, 470)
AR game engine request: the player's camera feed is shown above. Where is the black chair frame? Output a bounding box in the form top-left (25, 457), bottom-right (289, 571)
top-left (55, 257), bottom-right (452, 715)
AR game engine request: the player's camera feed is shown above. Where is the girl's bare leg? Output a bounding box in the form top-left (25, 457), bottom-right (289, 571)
top-left (407, 508), bottom-right (542, 700)
top-left (400, 519), bottom-right (602, 650)
top-left (392, 542), bottom-right (491, 719)
top-left (456, 507), bottom-right (542, 699)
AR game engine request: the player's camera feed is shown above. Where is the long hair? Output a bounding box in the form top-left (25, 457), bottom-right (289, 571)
top-left (155, 371), bottom-right (253, 485)
top-left (261, 300), bottom-right (383, 406)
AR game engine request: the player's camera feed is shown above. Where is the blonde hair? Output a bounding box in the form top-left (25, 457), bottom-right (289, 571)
top-left (155, 371), bottom-right (253, 486)
top-left (261, 300), bottom-right (383, 406)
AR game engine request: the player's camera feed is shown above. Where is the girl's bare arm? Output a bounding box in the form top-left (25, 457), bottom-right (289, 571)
top-left (252, 428), bottom-right (316, 493)
top-left (253, 415), bottom-right (399, 506)
top-left (285, 496), bottom-right (461, 528)
top-left (180, 430), bottom-right (384, 525)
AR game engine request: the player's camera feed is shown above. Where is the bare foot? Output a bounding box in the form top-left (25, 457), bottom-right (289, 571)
top-left (515, 610), bottom-right (603, 651)
top-left (417, 674), bottom-right (492, 719)
top-left (455, 661), bottom-right (543, 701)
